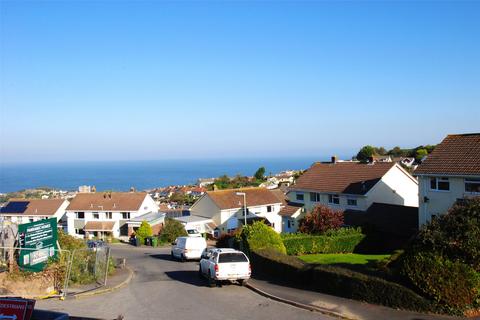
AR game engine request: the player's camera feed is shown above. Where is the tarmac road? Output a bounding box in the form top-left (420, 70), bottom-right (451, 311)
top-left (37, 245), bottom-right (335, 320)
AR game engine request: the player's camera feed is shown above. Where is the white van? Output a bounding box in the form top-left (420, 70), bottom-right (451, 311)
top-left (171, 236), bottom-right (207, 261)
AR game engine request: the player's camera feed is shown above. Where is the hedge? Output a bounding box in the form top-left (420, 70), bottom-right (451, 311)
top-left (401, 252), bottom-right (480, 313)
top-left (281, 228), bottom-right (365, 255)
top-left (251, 248), bottom-right (434, 313)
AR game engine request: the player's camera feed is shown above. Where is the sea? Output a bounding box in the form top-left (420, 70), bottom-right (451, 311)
top-left (0, 157), bottom-right (332, 193)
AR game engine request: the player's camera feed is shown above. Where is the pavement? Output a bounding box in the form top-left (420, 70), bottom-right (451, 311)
top-left (246, 278), bottom-right (469, 320)
top-left (66, 264), bottom-right (133, 298)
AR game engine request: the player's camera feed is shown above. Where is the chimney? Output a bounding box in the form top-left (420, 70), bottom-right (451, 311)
top-left (368, 156), bottom-right (375, 164)
top-left (331, 156), bottom-right (337, 164)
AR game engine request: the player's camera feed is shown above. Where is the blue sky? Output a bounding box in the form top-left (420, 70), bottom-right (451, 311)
top-left (1, 1), bottom-right (479, 163)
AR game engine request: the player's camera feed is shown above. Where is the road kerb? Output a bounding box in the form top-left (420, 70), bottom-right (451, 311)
top-left (245, 282), bottom-right (356, 320)
top-left (73, 266), bottom-right (134, 299)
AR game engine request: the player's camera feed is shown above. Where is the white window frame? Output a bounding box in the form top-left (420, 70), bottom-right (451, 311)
top-left (347, 197), bottom-right (358, 207)
top-left (296, 192), bottom-right (304, 201)
top-left (430, 177), bottom-right (450, 192)
top-left (309, 192), bottom-right (321, 202)
top-left (465, 178), bottom-right (480, 194)
top-left (328, 194), bottom-right (340, 205)
top-left (121, 212), bottom-right (130, 219)
top-left (75, 212), bottom-right (85, 219)
top-left (106, 212), bottom-right (113, 219)
top-left (92, 212), bottom-right (100, 219)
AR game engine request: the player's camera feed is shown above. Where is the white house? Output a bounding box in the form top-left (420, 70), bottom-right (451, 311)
top-left (189, 187), bottom-right (284, 235)
top-left (0, 199), bottom-right (69, 225)
top-left (415, 133), bottom-right (480, 226)
top-left (284, 159), bottom-right (419, 232)
top-left (66, 192), bottom-right (158, 239)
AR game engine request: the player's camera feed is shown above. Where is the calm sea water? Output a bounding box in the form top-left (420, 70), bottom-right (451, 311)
top-left (0, 157), bottom-right (325, 193)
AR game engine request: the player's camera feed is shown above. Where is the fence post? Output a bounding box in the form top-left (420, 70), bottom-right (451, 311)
top-left (103, 247), bottom-right (110, 287)
top-left (62, 250), bottom-right (74, 299)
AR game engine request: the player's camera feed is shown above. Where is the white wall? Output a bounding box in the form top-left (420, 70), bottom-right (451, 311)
top-left (190, 195), bottom-right (222, 225)
top-left (366, 164), bottom-right (419, 208)
top-left (418, 175), bottom-right (480, 226)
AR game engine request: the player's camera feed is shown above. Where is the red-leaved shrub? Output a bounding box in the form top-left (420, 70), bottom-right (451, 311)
top-left (299, 205), bottom-right (344, 234)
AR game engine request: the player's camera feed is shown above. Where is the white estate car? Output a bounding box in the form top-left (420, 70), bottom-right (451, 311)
top-left (199, 248), bottom-right (251, 287)
top-left (171, 236), bottom-right (207, 261)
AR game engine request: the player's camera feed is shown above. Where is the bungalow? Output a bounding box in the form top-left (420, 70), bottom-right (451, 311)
top-left (415, 133), bottom-right (480, 226)
top-left (65, 192), bottom-right (158, 239)
top-left (0, 199), bottom-right (69, 225)
top-left (284, 158), bottom-right (419, 232)
top-left (189, 187), bottom-right (284, 235)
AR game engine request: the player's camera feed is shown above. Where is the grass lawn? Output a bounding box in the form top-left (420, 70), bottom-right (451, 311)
top-left (298, 253), bottom-right (391, 265)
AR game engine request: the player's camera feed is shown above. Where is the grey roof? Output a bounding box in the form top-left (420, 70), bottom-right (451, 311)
top-left (174, 215), bottom-right (213, 223)
top-left (130, 211), bottom-right (166, 223)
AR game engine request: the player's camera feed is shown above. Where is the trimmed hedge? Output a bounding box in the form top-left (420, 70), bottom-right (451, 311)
top-left (401, 252), bottom-right (480, 312)
top-left (281, 228), bottom-right (365, 255)
top-left (251, 248), bottom-right (434, 313)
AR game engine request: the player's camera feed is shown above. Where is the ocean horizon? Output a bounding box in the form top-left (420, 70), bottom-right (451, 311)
top-left (0, 157), bottom-right (343, 193)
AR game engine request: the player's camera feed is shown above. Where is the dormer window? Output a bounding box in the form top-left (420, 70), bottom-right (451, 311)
top-left (430, 177), bottom-right (450, 191)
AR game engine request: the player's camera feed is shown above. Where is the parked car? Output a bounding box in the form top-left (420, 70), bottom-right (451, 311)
top-left (199, 248), bottom-right (251, 287)
top-left (171, 236), bottom-right (207, 261)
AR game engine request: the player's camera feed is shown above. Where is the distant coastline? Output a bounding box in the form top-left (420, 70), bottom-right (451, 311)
top-left (0, 157), bottom-right (339, 193)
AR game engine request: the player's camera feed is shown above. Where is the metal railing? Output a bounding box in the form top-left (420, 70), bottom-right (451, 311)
top-left (0, 245), bottom-right (111, 298)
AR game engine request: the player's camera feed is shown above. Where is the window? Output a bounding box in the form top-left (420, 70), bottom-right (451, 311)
top-left (347, 198), bottom-right (357, 206)
top-left (287, 220), bottom-right (291, 228)
top-left (267, 206), bottom-right (272, 213)
top-left (121, 212), bottom-right (130, 219)
top-left (310, 192), bottom-right (320, 202)
top-left (76, 212), bottom-right (85, 219)
top-left (465, 178), bottom-right (480, 193)
top-left (75, 228), bottom-right (85, 235)
top-left (328, 194), bottom-right (340, 205)
top-left (92, 212), bottom-right (100, 219)
top-left (218, 253), bottom-right (248, 263)
top-left (106, 212), bottom-right (113, 219)
top-left (29, 218), bottom-right (34, 223)
top-left (430, 177), bottom-right (450, 191)
top-left (296, 193), bottom-right (304, 201)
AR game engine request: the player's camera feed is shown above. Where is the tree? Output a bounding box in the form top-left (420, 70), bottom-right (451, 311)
top-left (356, 145), bottom-right (376, 162)
top-left (388, 146), bottom-right (404, 157)
top-left (159, 218), bottom-right (188, 243)
top-left (375, 147), bottom-right (387, 155)
top-left (399, 198), bottom-right (480, 311)
top-left (238, 221), bottom-right (286, 254)
top-left (254, 167), bottom-right (266, 181)
top-left (415, 148), bottom-right (428, 162)
top-left (298, 205), bottom-right (344, 234)
top-left (136, 221), bottom-right (153, 245)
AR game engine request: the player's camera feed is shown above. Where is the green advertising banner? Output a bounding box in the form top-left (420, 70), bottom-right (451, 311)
top-left (18, 218), bottom-right (58, 272)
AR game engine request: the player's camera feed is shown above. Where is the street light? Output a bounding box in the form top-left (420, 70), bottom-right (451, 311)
top-left (236, 192), bottom-right (247, 227)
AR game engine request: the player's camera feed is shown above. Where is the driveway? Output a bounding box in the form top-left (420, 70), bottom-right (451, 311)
top-left (37, 245), bottom-right (335, 320)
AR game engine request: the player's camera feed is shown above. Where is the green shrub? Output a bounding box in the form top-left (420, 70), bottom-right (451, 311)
top-left (401, 252), bottom-right (480, 312)
top-left (159, 218), bottom-right (187, 243)
top-left (410, 198), bottom-right (480, 271)
top-left (238, 221), bottom-right (286, 255)
top-left (281, 228), bottom-right (365, 255)
top-left (251, 248), bottom-right (434, 313)
top-left (136, 221), bottom-right (153, 245)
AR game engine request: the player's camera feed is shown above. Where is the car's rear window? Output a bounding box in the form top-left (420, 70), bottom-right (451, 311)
top-left (218, 253), bottom-right (248, 263)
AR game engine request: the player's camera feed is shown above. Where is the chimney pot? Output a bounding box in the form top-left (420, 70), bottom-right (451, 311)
top-left (331, 156), bottom-right (337, 164)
